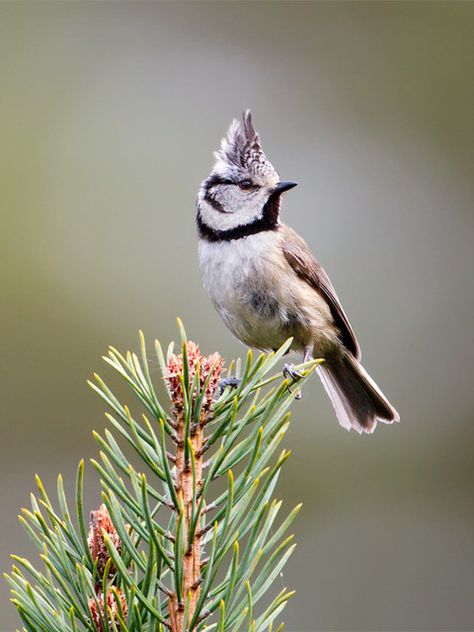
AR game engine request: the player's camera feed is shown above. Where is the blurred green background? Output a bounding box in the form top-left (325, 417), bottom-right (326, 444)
top-left (1, 2), bottom-right (473, 630)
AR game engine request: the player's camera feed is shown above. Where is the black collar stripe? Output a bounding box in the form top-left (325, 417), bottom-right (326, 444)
top-left (197, 194), bottom-right (281, 242)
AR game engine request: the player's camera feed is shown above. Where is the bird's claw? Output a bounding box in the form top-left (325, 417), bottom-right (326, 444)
top-left (282, 363), bottom-right (303, 382)
top-left (282, 363), bottom-right (304, 399)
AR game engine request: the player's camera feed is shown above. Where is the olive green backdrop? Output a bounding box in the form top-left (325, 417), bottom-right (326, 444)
top-left (1, 2), bottom-right (473, 630)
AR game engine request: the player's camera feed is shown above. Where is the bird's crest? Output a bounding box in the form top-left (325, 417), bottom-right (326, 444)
top-left (212, 110), bottom-right (279, 183)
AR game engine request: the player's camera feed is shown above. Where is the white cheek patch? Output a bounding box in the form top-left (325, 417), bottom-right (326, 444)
top-left (217, 186), bottom-right (245, 213)
top-left (199, 198), bottom-right (264, 232)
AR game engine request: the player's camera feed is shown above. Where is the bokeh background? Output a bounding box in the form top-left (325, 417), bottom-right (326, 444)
top-left (1, 2), bottom-right (473, 630)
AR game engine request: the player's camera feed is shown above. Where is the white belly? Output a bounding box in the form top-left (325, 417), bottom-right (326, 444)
top-left (199, 233), bottom-right (281, 347)
top-left (198, 233), bottom-right (336, 352)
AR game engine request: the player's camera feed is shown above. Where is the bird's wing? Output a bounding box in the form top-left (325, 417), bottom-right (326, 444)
top-left (280, 224), bottom-right (361, 360)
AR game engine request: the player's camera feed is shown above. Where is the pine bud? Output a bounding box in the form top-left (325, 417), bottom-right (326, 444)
top-left (165, 341), bottom-right (224, 414)
top-left (87, 504), bottom-right (121, 578)
top-left (88, 589), bottom-right (127, 631)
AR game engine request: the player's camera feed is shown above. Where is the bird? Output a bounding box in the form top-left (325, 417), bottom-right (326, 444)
top-left (196, 110), bottom-right (399, 434)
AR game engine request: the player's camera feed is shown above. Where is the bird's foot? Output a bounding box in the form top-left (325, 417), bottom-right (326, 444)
top-left (217, 376), bottom-right (241, 398)
top-left (282, 363), bottom-right (303, 382)
top-left (282, 363), bottom-right (304, 400)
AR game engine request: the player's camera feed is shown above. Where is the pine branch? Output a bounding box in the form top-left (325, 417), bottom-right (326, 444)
top-left (5, 321), bottom-right (321, 631)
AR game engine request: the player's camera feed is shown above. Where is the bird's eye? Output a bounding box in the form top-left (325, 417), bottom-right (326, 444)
top-left (238, 180), bottom-right (254, 190)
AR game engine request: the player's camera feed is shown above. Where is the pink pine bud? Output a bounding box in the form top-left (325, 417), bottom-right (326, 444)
top-left (87, 504), bottom-right (121, 578)
top-left (88, 589), bottom-right (127, 631)
top-left (165, 341), bottom-right (224, 414)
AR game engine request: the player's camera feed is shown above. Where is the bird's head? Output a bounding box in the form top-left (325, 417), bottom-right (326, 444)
top-left (197, 111), bottom-right (297, 239)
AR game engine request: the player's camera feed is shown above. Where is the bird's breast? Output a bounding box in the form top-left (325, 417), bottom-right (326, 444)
top-left (198, 233), bottom-right (290, 347)
top-left (199, 233), bottom-right (280, 304)
top-left (198, 231), bottom-right (336, 352)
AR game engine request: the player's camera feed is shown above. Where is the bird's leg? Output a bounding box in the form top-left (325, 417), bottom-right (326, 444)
top-left (217, 376), bottom-right (241, 398)
top-left (283, 345), bottom-right (313, 400)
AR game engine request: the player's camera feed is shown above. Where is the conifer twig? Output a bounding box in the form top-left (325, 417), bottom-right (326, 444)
top-left (6, 321), bottom-right (320, 631)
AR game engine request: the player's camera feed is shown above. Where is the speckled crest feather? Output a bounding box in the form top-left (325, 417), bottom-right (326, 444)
top-left (212, 110), bottom-right (279, 182)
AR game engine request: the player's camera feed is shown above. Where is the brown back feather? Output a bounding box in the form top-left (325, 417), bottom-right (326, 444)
top-left (280, 225), bottom-right (361, 360)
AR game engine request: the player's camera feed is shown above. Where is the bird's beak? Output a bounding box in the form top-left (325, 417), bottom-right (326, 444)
top-left (273, 181), bottom-right (298, 194)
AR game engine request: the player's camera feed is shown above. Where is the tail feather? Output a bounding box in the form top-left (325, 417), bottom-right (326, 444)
top-left (317, 354), bottom-right (399, 434)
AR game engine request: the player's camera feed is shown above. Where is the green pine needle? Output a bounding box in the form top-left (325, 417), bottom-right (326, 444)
top-left (6, 325), bottom-right (319, 631)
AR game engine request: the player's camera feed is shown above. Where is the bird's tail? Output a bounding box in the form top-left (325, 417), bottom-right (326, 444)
top-left (317, 353), bottom-right (399, 434)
